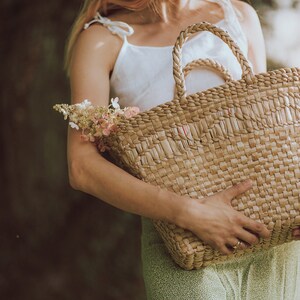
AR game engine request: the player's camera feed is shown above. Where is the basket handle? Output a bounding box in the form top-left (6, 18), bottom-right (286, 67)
top-left (183, 58), bottom-right (233, 82)
top-left (173, 22), bottom-right (255, 100)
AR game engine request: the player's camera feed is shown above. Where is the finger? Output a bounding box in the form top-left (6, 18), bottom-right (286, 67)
top-left (239, 241), bottom-right (249, 249)
top-left (240, 217), bottom-right (271, 239)
top-left (219, 245), bottom-right (233, 255)
top-left (226, 238), bottom-right (248, 251)
top-left (222, 179), bottom-right (252, 203)
top-left (236, 229), bottom-right (260, 246)
top-left (292, 228), bottom-right (300, 237)
top-left (209, 240), bottom-right (233, 255)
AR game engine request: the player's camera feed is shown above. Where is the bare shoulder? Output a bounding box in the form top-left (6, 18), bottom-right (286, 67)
top-left (231, 0), bottom-right (261, 23)
top-left (71, 24), bottom-right (122, 73)
top-left (69, 24), bottom-right (124, 107)
top-left (231, 0), bottom-right (263, 39)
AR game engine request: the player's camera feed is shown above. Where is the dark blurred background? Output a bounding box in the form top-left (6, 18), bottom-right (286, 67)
top-left (1, 0), bottom-right (299, 299)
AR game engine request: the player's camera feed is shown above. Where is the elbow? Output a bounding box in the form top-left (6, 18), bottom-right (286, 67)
top-left (68, 158), bottom-right (84, 191)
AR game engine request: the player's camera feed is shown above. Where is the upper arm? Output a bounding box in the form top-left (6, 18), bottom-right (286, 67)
top-left (232, 0), bottom-right (267, 74)
top-left (69, 25), bottom-right (121, 106)
top-left (67, 25), bottom-right (122, 176)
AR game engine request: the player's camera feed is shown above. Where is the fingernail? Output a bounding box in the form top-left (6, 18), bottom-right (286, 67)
top-left (244, 179), bottom-right (252, 188)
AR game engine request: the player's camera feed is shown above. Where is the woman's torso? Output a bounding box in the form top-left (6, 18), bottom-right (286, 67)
top-left (84, 0), bottom-right (253, 112)
top-left (83, 3), bottom-right (300, 300)
top-left (84, 0), bottom-right (256, 269)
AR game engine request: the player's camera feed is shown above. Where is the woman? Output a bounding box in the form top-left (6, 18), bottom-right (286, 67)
top-left (65, 0), bottom-right (300, 299)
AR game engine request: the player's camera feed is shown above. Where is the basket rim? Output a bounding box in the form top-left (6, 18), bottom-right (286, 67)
top-left (116, 66), bottom-right (300, 132)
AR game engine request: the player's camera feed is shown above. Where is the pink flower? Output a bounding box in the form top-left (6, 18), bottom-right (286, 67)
top-left (124, 107), bottom-right (140, 118)
top-left (107, 123), bottom-right (118, 132)
top-left (100, 120), bottom-right (117, 136)
top-left (101, 113), bottom-right (109, 120)
top-left (97, 141), bottom-right (109, 152)
top-left (100, 119), bottom-right (109, 128)
top-left (102, 128), bottom-right (111, 136)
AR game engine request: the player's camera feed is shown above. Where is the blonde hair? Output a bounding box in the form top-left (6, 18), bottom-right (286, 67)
top-left (64, 0), bottom-right (163, 75)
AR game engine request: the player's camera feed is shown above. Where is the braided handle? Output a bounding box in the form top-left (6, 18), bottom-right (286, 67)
top-left (183, 58), bottom-right (233, 82)
top-left (173, 22), bottom-right (255, 100)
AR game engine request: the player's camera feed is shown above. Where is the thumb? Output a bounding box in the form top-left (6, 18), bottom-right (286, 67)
top-left (222, 179), bottom-right (253, 204)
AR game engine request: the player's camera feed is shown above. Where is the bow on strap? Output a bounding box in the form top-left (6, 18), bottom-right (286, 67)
top-left (84, 12), bottom-right (134, 39)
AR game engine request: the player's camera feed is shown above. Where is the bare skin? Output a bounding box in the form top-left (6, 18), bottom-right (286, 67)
top-left (68, 0), bottom-right (299, 256)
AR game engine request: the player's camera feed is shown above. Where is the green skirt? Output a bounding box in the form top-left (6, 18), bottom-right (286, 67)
top-left (141, 217), bottom-right (300, 300)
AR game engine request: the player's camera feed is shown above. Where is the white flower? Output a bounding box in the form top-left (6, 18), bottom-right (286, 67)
top-left (60, 108), bottom-right (68, 120)
top-left (111, 97), bottom-right (120, 110)
top-left (60, 108), bottom-right (67, 115)
top-left (76, 99), bottom-right (91, 109)
top-left (69, 121), bottom-right (79, 130)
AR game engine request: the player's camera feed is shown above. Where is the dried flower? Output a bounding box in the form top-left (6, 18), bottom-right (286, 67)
top-left (79, 99), bottom-right (91, 108)
top-left (124, 107), bottom-right (140, 119)
top-left (69, 121), bottom-right (79, 130)
top-left (111, 97), bottom-right (120, 110)
top-left (53, 98), bottom-right (139, 152)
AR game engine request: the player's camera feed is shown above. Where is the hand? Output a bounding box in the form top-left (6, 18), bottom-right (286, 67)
top-left (293, 227), bottom-right (300, 240)
top-left (177, 179), bottom-right (271, 255)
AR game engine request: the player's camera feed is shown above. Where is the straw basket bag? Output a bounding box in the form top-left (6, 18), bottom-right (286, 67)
top-left (105, 22), bottom-right (300, 270)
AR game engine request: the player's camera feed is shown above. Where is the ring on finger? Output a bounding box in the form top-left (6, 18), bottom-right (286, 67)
top-left (232, 240), bottom-right (242, 250)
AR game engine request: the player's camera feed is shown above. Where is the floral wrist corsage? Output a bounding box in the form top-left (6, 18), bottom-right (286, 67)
top-left (53, 97), bottom-right (139, 152)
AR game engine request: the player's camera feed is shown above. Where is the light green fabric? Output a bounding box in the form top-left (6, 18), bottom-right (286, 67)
top-left (141, 217), bottom-right (300, 300)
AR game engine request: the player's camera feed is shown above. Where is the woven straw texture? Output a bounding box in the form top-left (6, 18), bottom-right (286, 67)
top-left (106, 22), bottom-right (300, 270)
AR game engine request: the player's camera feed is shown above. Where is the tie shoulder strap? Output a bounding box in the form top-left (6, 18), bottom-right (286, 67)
top-left (83, 12), bottom-right (134, 40)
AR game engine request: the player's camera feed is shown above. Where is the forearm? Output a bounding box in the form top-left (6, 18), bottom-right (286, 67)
top-left (68, 140), bottom-right (185, 224)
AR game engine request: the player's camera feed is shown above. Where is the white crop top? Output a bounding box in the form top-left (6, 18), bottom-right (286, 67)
top-left (84, 0), bottom-right (254, 112)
